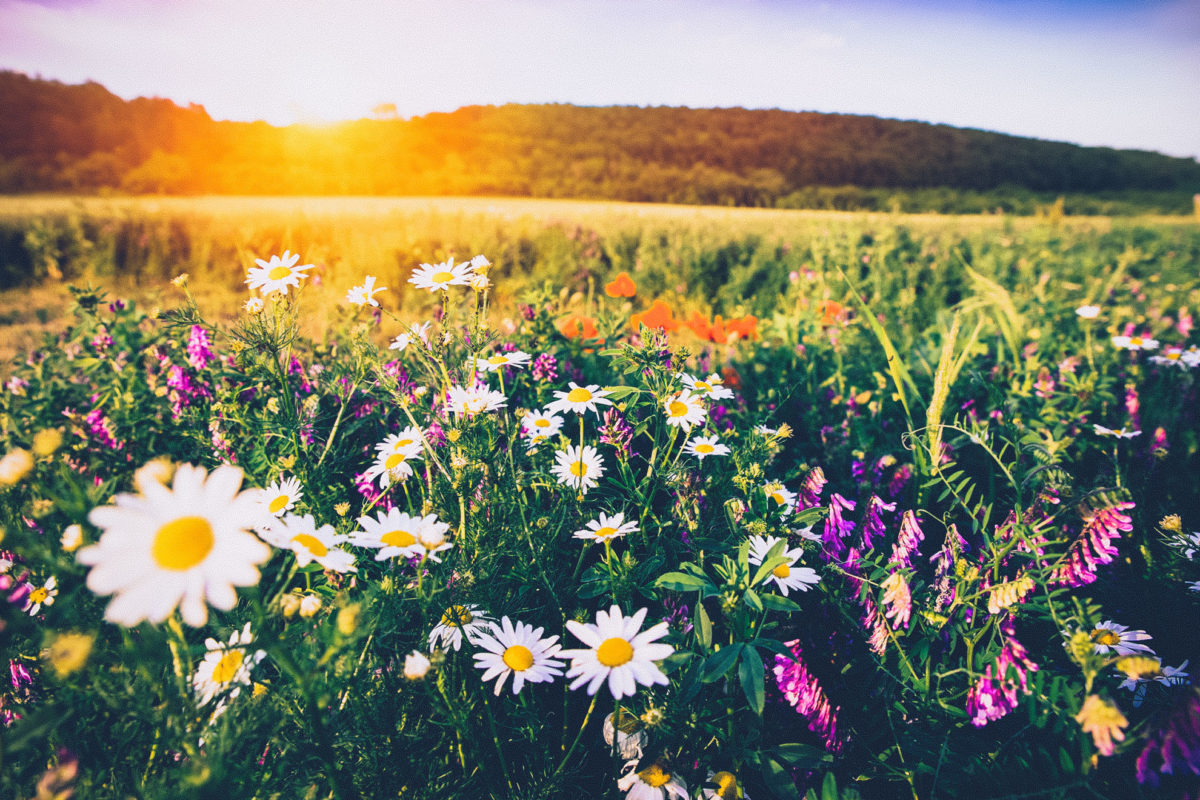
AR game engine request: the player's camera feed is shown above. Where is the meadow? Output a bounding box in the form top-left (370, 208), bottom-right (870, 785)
top-left (0, 196), bottom-right (1198, 799)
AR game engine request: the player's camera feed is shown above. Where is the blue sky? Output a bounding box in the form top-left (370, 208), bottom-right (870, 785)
top-left (1, 0), bottom-right (1197, 158)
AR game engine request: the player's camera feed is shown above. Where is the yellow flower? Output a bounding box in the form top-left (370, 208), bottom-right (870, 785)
top-left (44, 632), bottom-right (95, 678)
top-left (32, 429), bottom-right (63, 457)
top-left (1074, 695), bottom-right (1127, 756)
top-left (1115, 655), bottom-right (1162, 681)
top-left (334, 502), bottom-right (350, 517)
top-left (60, 524), bottom-right (84, 552)
top-left (0, 448), bottom-right (34, 486)
top-left (1159, 514), bottom-right (1182, 533)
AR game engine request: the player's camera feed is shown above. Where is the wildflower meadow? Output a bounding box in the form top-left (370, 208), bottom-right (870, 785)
top-left (1, 210), bottom-right (1198, 800)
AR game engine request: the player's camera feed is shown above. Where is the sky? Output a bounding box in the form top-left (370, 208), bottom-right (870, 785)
top-left (1, 0), bottom-right (1197, 158)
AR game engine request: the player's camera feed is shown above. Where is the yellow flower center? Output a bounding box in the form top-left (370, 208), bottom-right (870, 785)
top-left (268, 494), bottom-right (291, 513)
top-left (1091, 629), bottom-right (1120, 646)
top-left (1167, 352), bottom-right (1181, 360)
top-left (638, 764), bottom-right (672, 788)
top-left (594, 526), bottom-right (617, 539)
top-left (696, 381), bottom-right (712, 392)
top-left (394, 438), bottom-right (415, 450)
top-left (696, 443), bottom-right (714, 454)
top-left (488, 355), bottom-right (508, 365)
top-left (502, 645), bottom-right (535, 672)
top-left (570, 459), bottom-right (589, 477)
top-left (668, 400), bottom-right (689, 417)
top-left (152, 516), bottom-right (214, 571)
top-left (29, 587), bottom-right (48, 604)
top-left (1130, 338), bottom-right (1143, 346)
top-left (381, 530), bottom-right (416, 548)
top-left (211, 650), bottom-right (245, 684)
top-left (712, 772), bottom-right (740, 800)
top-left (770, 492), bottom-right (785, 505)
top-left (291, 534), bottom-right (328, 558)
top-left (442, 606), bottom-right (473, 627)
top-left (772, 563), bottom-right (791, 579)
top-left (385, 453), bottom-right (407, 470)
top-left (567, 387), bottom-right (592, 403)
top-left (534, 418), bottom-right (550, 428)
top-left (596, 637), bottom-right (634, 667)
top-left (431, 270), bottom-right (454, 283)
top-left (267, 265), bottom-right (291, 280)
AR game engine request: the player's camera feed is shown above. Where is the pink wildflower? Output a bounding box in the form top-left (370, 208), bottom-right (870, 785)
top-left (772, 640), bottom-right (842, 753)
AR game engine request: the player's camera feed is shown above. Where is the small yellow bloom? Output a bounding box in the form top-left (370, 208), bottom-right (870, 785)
top-left (252, 682), bottom-right (267, 697)
top-left (0, 448), bottom-right (34, 487)
top-left (278, 454), bottom-right (296, 471)
top-left (1115, 655), bottom-right (1162, 681)
top-left (32, 429), bottom-right (63, 457)
top-left (279, 594), bottom-right (302, 619)
top-left (775, 423), bottom-right (793, 440)
top-left (1159, 514), bottom-right (1182, 533)
top-left (446, 429), bottom-right (462, 443)
top-left (1075, 694), bottom-right (1127, 756)
top-left (337, 604), bottom-right (360, 636)
top-left (171, 273), bottom-right (189, 287)
top-left (44, 632), bottom-right (95, 678)
top-left (334, 502), bottom-right (350, 517)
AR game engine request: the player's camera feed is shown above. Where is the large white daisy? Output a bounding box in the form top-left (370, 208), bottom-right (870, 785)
top-left (446, 384), bottom-right (508, 417)
top-left (79, 463), bottom-right (272, 627)
top-left (472, 616), bottom-right (565, 695)
top-left (617, 759), bottom-right (689, 800)
top-left (408, 258), bottom-right (473, 293)
top-left (545, 382), bottom-right (613, 417)
top-left (683, 435), bottom-right (730, 461)
top-left (192, 622), bottom-right (266, 706)
top-left (261, 475), bottom-right (303, 517)
top-left (476, 351), bottom-right (532, 372)
top-left (680, 372), bottom-right (735, 401)
top-left (552, 444), bottom-right (605, 496)
top-left (257, 514), bottom-right (357, 573)
top-left (429, 604), bottom-right (494, 652)
top-left (363, 448), bottom-right (419, 489)
top-left (346, 275), bottom-right (387, 307)
top-left (245, 251), bottom-right (314, 297)
top-left (747, 534), bottom-right (820, 596)
top-left (374, 427), bottom-right (426, 458)
top-left (663, 390), bottom-right (706, 432)
top-left (562, 605), bottom-right (674, 700)
top-left (1090, 620), bottom-right (1155, 656)
top-left (351, 509), bottom-right (454, 562)
top-left (574, 511), bottom-right (639, 544)
top-left (762, 481), bottom-right (797, 516)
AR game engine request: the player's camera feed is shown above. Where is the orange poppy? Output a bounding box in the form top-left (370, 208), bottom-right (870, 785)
top-left (604, 272), bottom-right (637, 298)
top-left (819, 300), bottom-right (846, 326)
top-left (559, 314), bottom-right (599, 340)
top-left (721, 366), bottom-right (742, 389)
top-left (685, 310), bottom-right (712, 340)
top-left (725, 315), bottom-right (758, 341)
top-left (630, 299), bottom-right (679, 333)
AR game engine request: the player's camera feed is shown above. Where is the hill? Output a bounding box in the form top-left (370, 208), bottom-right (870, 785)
top-left (2, 70), bottom-right (1198, 212)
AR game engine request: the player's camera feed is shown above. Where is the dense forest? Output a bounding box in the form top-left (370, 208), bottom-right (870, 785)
top-left (2, 70), bottom-right (1199, 213)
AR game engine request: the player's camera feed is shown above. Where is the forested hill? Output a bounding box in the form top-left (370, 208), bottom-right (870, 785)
top-left (3, 70), bottom-right (1199, 212)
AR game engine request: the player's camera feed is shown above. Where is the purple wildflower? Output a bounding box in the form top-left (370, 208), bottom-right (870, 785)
top-left (1137, 687), bottom-right (1200, 789)
top-left (599, 408), bottom-right (634, 458)
top-left (821, 493), bottom-right (856, 562)
top-left (1051, 499), bottom-right (1134, 588)
top-left (859, 495), bottom-right (896, 551)
top-left (773, 640), bottom-right (842, 753)
top-left (965, 619), bottom-right (1038, 727)
top-left (531, 353), bottom-right (558, 383)
top-left (84, 407), bottom-right (122, 451)
top-left (185, 325), bottom-right (213, 370)
top-left (798, 466), bottom-right (827, 510)
top-left (887, 464), bottom-right (913, 499)
top-left (889, 510), bottom-right (925, 568)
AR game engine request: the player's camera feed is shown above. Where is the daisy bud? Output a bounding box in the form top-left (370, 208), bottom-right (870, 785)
top-left (337, 604), bottom-right (360, 637)
top-left (403, 650), bottom-right (431, 680)
top-left (60, 524), bottom-right (84, 553)
top-left (298, 594), bottom-right (322, 618)
top-left (279, 594), bottom-right (302, 619)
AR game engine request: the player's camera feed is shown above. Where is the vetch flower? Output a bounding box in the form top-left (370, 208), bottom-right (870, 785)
top-left (408, 258), bottom-right (472, 292)
top-left (574, 511), bottom-right (639, 544)
top-left (683, 434), bottom-right (730, 461)
top-left (79, 463), bottom-right (272, 627)
top-left (545, 382), bottom-right (613, 417)
top-left (617, 759), bottom-right (688, 800)
top-left (471, 616), bottom-right (565, 695)
top-left (258, 514), bottom-right (356, 573)
top-left (552, 444), bottom-right (605, 495)
top-left (429, 604), bottom-right (494, 651)
top-left (245, 251), bottom-right (314, 296)
top-left (1075, 695), bottom-right (1128, 756)
top-left (747, 535), bottom-right (819, 595)
top-left (662, 390), bottom-right (706, 432)
top-left (562, 605), bottom-right (674, 700)
top-left (346, 275), bottom-right (386, 307)
top-left (1090, 620), bottom-right (1154, 656)
top-left (192, 623), bottom-right (266, 706)
top-left (773, 639), bottom-right (842, 752)
top-left (261, 475), bottom-right (303, 517)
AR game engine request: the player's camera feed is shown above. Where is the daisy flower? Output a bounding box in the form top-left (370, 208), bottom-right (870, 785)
top-left (404, 650), bottom-right (431, 680)
top-left (24, 575), bottom-right (57, 615)
top-left (1111, 334), bottom-right (1159, 351)
top-left (245, 251), bottom-right (314, 296)
top-left (763, 481), bottom-right (798, 515)
top-left (545, 382), bottom-right (613, 417)
top-left (747, 535), bottom-right (819, 596)
top-left (429, 604), bottom-right (494, 651)
top-left (476, 351), bottom-right (532, 372)
top-left (257, 514), bottom-right (357, 573)
top-left (243, 297), bottom-right (264, 313)
top-left (617, 759), bottom-right (689, 800)
top-left (603, 710), bottom-right (648, 759)
top-left (389, 322), bottom-right (432, 352)
top-left (662, 390), bottom-right (706, 432)
top-left (346, 275), bottom-right (387, 307)
top-left (374, 427), bottom-right (426, 458)
top-left (351, 509), bottom-right (454, 562)
top-left (472, 616), bottom-right (565, 695)
top-left (522, 409), bottom-right (566, 443)
top-left (1075, 305), bottom-right (1101, 319)
top-left (192, 622), bottom-right (266, 707)
top-left (701, 771), bottom-right (749, 800)
top-left (363, 447), bottom-right (419, 489)
top-left (1150, 347), bottom-right (1199, 368)
top-left (261, 475), bottom-right (303, 517)
top-left (79, 463), bottom-right (272, 627)
top-left (552, 444), bottom-right (605, 495)
top-left (562, 605), bottom-right (674, 700)
top-left (1093, 424), bottom-right (1141, 439)
top-left (446, 384), bottom-right (508, 417)
top-left (574, 511), bottom-right (639, 544)
top-left (1090, 620), bottom-right (1155, 656)
top-left (408, 258), bottom-right (473, 293)
top-left (680, 372), bottom-right (735, 401)
top-left (683, 434), bottom-right (731, 460)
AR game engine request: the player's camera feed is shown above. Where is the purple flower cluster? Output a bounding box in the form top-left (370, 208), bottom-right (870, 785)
top-left (531, 353), bottom-right (558, 383)
top-left (1137, 688), bottom-right (1200, 789)
top-left (83, 407), bottom-right (123, 451)
top-left (859, 495), bottom-right (895, 551)
top-left (185, 325), bottom-right (213, 370)
top-left (798, 466), bottom-right (826, 510)
top-left (821, 493), bottom-right (856, 563)
top-left (772, 640), bottom-right (842, 753)
top-left (965, 619), bottom-right (1038, 727)
top-left (889, 510), bottom-right (925, 568)
top-left (599, 408), bottom-right (634, 458)
top-left (1051, 499), bottom-right (1134, 588)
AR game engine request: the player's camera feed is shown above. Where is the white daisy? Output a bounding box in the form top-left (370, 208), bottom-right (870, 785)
top-left (389, 322), bottom-right (432, 352)
top-left (1093, 425), bottom-right (1141, 439)
top-left (617, 759), bottom-right (689, 800)
top-left (574, 512), bottom-right (639, 544)
top-left (663, 390), bottom-right (707, 432)
top-left (429, 604), bottom-right (494, 652)
top-left (244, 297), bottom-right (264, 313)
top-left (346, 275), bottom-right (387, 307)
top-left (363, 448), bottom-right (418, 489)
top-left (403, 650), bottom-right (431, 680)
top-left (522, 409), bottom-right (566, 442)
top-left (408, 258), bottom-right (473, 292)
top-left (470, 254), bottom-right (491, 270)
top-left (1075, 305), bottom-right (1101, 319)
top-left (191, 622), bottom-right (266, 706)
top-left (561, 605), bottom-right (674, 700)
top-left (683, 435), bottom-right (731, 460)
top-left (552, 444), bottom-right (605, 495)
top-left (1111, 335), bottom-right (1159, 351)
top-left (680, 372), bottom-right (735, 401)
top-left (1090, 620), bottom-right (1155, 656)
top-left (446, 384), bottom-right (508, 417)
top-left (1150, 347), bottom-right (1199, 368)
top-left (257, 514), bottom-right (357, 573)
top-left (545, 382), bottom-right (613, 417)
top-left (603, 710), bottom-right (648, 760)
top-left (79, 463), bottom-right (272, 627)
top-left (24, 575), bottom-right (57, 615)
top-left (753, 424), bottom-right (777, 437)
top-left (472, 616), bottom-right (565, 695)
top-left (700, 771), bottom-right (750, 800)
top-left (261, 475), bottom-right (303, 517)
top-left (476, 351), bottom-right (532, 372)
top-left (763, 481), bottom-right (798, 515)
top-left (746, 535), bottom-right (820, 596)
top-left (352, 509), bottom-right (454, 563)
top-left (245, 251), bottom-right (314, 296)
top-left (374, 427), bottom-right (426, 458)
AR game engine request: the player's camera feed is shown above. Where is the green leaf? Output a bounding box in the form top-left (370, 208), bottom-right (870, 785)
top-left (773, 743), bottom-right (832, 769)
top-left (743, 588), bottom-right (764, 613)
top-left (758, 593), bottom-right (803, 614)
top-left (761, 756), bottom-right (802, 800)
top-left (654, 572), bottom-right (710, 593)
top-left (750, 539), bottom-right (789, 586)
top-left (821, 771), bottom-right (839, 800)
top-left (603, 385), bottom-right (641, 401)
top-left (701, 643), bottom-right (744, 683)
top-left (695, 601), bottom-right (713, 649)
top-left (739, 645), bottom-right (765, 714)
